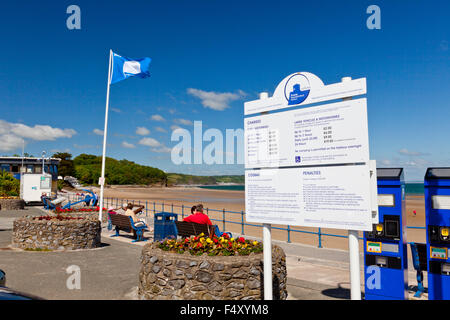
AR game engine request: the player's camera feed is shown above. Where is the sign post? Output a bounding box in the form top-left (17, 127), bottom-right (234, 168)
top-left (341, 76), bottom-right (361, 300)
top-left (263, 223), bottom-right (272, 300)
top-left (244, 72), bottom-right (374, 301)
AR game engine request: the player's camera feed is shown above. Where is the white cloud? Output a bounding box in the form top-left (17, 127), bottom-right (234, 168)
top-left (174, 118), bottom-right (193, 126)
top-left (151, 146), bottom-right (171, 153)
top-left (187, 88), bottom-right (246, 111)
top-left (74, 144), bottom-right (96, 149)
top-left (121, 141), bottom-right (136, 149)
top-left (138, 137), bottom-right (161, 147)
top-left (379, 159), bottom-right (391, 166)
top-left (0, 134), bottom-right (25, 152)
top-left (151, 114), bottom-right (165, 122)
top-left (155, 126), bottom-right (167, 133)
top-left (0, 120), bottom-right (76, 141)
top-left (136, 127), bottom-right (150, 136)
top-left (111, 108), bottom-right (122, 113)
top-left (170, 125), bottom-right (182, 131)
top-left (93, 128), bottom-right (104, 136)
top-left (398, 148), bottom-right (429, 156)
top-left (50, 148), bottom-right (71, 153)
top-left (0, 120), bottom-right (77, 152)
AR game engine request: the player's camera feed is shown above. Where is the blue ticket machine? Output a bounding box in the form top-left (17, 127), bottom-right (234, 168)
top-left (425, 168), bottom-right (450, 300)
top-left (364, 168), bottom-right (408, 300)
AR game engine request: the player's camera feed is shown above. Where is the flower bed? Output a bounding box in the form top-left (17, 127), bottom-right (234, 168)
top-left (53, 206), bottom-right (108, 223)
top-left (12, 216), bottom-right (101, 250)
top-left (158, 233), bottom-right (263, 256)
top-left (54, 207), bottom-right (101, 214)
top-left (34, 215), bottom-right (85, 221)
top-left (139, 240), bottom-right (287, 300)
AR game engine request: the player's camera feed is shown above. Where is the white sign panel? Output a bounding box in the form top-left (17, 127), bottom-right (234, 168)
top-left (369, 160), bottom-right (379, 224)
top-left (378, 194), bottom-right (395, 207)
top-left (432, 195), bottom-right (450, 210)
top-left (245, 165), bottom-right (373, 231)
top-left (244, 72), bottom-right (366, 115)
top-left (245, 98), bottom-right (369, 168)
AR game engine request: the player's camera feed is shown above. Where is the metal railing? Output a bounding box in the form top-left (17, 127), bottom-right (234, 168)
top-left (67, 194), bottom-right (426, 248)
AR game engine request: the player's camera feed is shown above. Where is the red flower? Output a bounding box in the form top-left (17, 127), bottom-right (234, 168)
top-left (213, 238), bottom-right (218, 244)
top-left (238, 237), bottom-right (245, 243)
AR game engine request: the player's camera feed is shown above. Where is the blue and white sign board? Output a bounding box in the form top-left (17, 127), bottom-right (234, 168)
top-left (245, 165), bottom-right (372, 230)
top-left (244, 72), bottom-right (366, 116)
top-left (245, 98), bottom-right (369, 169)
top-left (244, 72), bottom-right (374, 231)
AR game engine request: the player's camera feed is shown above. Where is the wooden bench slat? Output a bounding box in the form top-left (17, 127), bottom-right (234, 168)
top-left (174, 221), bottom-right (214, 238)
top-left (109, 213), bottom-right (132, 232)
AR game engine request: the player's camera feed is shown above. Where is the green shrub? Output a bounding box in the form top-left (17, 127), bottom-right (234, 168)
top-left (0, 171), bottom-right (20, 196)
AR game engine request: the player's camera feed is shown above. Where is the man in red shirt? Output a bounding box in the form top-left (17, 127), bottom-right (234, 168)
top-left (183, 204), bottom-right (212, 225)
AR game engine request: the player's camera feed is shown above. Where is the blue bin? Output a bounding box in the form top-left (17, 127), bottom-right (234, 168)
top-left (154, 212), bottom-right (178, 241)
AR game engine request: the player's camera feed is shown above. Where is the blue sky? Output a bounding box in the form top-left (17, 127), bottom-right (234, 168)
top-left (0, 0), bottom-right (449, 180)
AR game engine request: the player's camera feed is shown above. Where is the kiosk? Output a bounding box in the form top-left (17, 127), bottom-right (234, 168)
top-left (364, 168), bottom-right (408, 300)
top-left (425, 168), bottom-right (450, 300)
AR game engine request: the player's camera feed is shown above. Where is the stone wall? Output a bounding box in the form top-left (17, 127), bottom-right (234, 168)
top-left (138, 243), bottom-right (287, 300)
top-left (55, 211), bottom-right (108, 223)
top-left (12, 217), bottom-right (101, 250)
top-left (0, 199), bottom-right (25, 210)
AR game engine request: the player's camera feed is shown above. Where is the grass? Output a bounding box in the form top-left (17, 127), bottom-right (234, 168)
top-left (24, 247), bottom-right (53, 252)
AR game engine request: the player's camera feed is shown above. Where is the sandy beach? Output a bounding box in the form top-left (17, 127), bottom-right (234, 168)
top-left (94, 186), bottom-right (427, 251)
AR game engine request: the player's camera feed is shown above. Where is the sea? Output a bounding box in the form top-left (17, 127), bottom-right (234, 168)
top-left (199, 183), bottom-right (425, 195)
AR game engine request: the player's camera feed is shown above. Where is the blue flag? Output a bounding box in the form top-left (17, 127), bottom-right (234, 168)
top-left (110, 52), bottom-right (151, 84)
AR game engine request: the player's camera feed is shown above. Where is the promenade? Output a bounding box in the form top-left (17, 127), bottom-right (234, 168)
top-left (0, 208), bottom-right (427, 300)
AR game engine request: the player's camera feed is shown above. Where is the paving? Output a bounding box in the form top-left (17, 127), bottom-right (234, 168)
top-left (0, 208), bottom-right (428, 300)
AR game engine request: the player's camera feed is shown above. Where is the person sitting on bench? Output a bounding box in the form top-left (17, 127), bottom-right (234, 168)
top-left (125, 203), bottom-right (146, 227)
top-left (183, 204), bottom-right (212, 225)
top-left (109, 203), bottom-right (128, 215)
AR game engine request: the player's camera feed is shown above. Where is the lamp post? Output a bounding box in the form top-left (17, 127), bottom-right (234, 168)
top-left (41, 151), bottom-right (46, 174)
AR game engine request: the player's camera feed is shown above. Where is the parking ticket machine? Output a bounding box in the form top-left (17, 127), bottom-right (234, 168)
top-left (425, 168), bottom-right (450, 300)
top-left (364, 168), bottom-right (408, 300)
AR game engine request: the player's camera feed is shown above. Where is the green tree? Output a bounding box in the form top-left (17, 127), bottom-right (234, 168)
top-left (52, 152), bottom-right (75, 177)
top-left (72, 154), bottom-right (167, 186)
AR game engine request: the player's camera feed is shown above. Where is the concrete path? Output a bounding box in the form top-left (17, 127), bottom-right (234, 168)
top-left (0, 208), bottom-right (428, 300)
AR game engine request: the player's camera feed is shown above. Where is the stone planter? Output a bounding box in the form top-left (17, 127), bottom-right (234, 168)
top-left (0, 199), bottom-right (25, 210)
top-left (11, 217), bottom-right (101, 250)
top-left (138, 243), bottom-right (287, 300)
top-left (56, 211), bottom-right (108, 223)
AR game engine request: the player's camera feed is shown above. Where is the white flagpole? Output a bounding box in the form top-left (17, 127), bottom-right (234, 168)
top-left (98, 49), bottom-right (113, 224)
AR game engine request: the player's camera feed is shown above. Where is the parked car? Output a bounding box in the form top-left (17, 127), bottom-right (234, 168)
top-left (0, 269), bottom-right (43, 300)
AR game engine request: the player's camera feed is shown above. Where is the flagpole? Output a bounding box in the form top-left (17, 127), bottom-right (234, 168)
top-left (98, 49), bottom-right (113, 224)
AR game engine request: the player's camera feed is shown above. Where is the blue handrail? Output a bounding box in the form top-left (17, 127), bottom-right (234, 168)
top-left (68, 194), bottom-right (427, 248)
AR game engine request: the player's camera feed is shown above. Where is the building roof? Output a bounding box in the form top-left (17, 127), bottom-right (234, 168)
top-left (0, 157), bottom-right (60, 164)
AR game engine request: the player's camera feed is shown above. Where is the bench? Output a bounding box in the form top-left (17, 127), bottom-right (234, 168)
top-left (410, 242), bottom-right (428, 297)
top-left (174, 221), bottom-right (215, 238)
top-left (109, 212), bottom-right (148, 242)
top-left (41, 197), bottom-right (56, 210)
